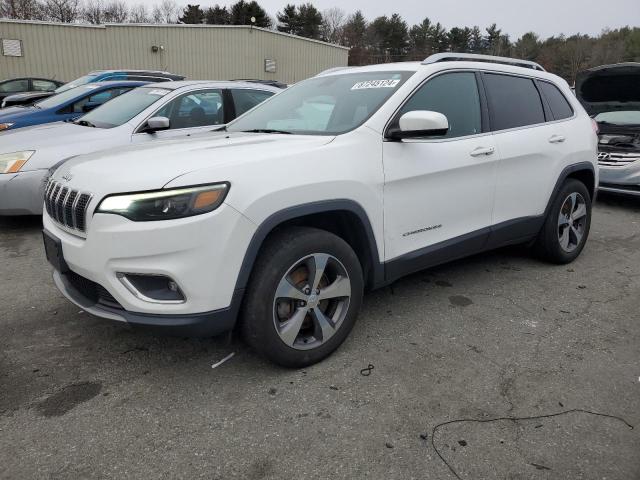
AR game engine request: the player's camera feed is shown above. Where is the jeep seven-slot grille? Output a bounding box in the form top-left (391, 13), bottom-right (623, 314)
top-left (44, 180), bottom-right (93, 233)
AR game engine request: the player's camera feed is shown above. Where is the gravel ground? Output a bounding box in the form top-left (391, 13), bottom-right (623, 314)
top-left (1, 192), bottom-right (639, 479)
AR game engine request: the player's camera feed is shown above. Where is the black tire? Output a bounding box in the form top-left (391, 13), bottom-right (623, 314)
top-left (241, 227), bottom-right (364, 367)
top-left (534, 178), bottom-right (592, 264)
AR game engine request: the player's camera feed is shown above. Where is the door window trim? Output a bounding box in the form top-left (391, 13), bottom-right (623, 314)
top-left (534, 79), bottom-right (576, 124)
top-left (480, 71), bottom-right (577, 134)
top-left (383, 68), bottom-right (490, 143)
top-left (481, 71), bottom-right (547, 133)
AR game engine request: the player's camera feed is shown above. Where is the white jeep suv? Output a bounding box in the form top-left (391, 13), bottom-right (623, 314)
top-left (43, 54), bottom-right (598, 367)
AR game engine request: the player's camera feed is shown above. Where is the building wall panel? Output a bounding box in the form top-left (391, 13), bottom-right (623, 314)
top-left (0, 21), bottom-right (348, 84)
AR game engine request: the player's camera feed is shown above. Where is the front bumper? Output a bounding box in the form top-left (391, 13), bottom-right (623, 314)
top-left (598, 162), bottom-right (640, 196)
top-left (53, 269), bottom-right (240, 336)
top-left (0, 169), bottom-right (48, 215)
top-left (44, 203), bottom-right (257, 333)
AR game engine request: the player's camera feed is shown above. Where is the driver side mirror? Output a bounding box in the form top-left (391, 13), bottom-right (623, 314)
top-left (145, 116), bottom-right (170, 133)
top-left (386, 111), bottom-right (449, 140)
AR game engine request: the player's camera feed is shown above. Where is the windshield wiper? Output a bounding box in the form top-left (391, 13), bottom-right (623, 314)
top-left (74, 119), bottom-right (96, 128)
top-left (212, 125), bottom-right (227, 132)
top-left (241, 128), bottom-right (292, 134)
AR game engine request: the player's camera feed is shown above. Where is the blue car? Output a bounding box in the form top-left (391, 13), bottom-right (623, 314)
top-left (2, 70), bottom-right (184, 108)
top-left (0, 81), bottom-right (148, 132)
top-left (55, 69), bottom-right (184, 93)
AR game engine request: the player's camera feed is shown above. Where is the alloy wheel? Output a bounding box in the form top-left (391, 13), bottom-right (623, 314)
top-left (557, 192), bottom-right (587, 253)
top-left (272, 253), bottom-right (351, 350)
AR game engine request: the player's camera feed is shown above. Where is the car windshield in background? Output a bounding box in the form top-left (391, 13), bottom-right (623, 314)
top-left (595, 111), bottom-right (640, 126)
top-left (227, 71), bottom-right (414, 135)
top-left (79, 87), bottom-right (170, 128)
top-left (35, 85), bottom-right (100, 109)
top-left (55, 74), bottom-right (98, 93)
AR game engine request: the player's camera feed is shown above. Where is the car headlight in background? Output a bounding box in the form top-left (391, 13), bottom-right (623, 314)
top-left (0, 123), bottom-right (14, 132)
top-left (96, 183), bottom-right (229, 221)
top-left (0, 150), bottom-right (35, 173)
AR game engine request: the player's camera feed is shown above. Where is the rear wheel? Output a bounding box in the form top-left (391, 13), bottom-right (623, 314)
top-left (534, 179), bottom-right (592, 263)
top-left (242, 227), bottom-right (363, 367)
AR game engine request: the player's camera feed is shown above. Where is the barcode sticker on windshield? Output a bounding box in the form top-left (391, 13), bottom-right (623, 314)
top-left (351, 79), bottom-right (400, 90)
top-left (147, 89), bottom-right (169, 96)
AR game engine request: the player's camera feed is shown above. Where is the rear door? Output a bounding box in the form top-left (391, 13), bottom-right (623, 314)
top-left (483, 72), bottom-right (575, 226)
top-left (229, 88), bottom-right (275, 119)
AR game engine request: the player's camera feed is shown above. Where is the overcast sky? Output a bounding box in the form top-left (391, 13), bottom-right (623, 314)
top-left (138, 0), bottom-right (640, 38)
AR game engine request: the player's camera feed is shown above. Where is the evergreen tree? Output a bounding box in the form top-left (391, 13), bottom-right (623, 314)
top-left (179, 4), bottom-right (204, 24)
top-left (205, 4), bottom-right (230, 24)
top-left (230, 0), bottom-right (271, 28)
top-left (276, 4), bottom-right (298, 34)
top-left (296, 3), bottom-right (322, 39)
top-left (448, 26), bottom-right (472, 52)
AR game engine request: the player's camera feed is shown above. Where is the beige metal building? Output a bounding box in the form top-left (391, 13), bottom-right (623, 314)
top-left (0, 20), bottom-right (349, 84)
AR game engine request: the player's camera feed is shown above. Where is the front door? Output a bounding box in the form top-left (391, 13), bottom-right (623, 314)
top-left (382, 71), bottom-right (498, 275)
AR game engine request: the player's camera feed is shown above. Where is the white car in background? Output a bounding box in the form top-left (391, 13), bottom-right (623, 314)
top-left (0, 81), bottom-right (280, 215)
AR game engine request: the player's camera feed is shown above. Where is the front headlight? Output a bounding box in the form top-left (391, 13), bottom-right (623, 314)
top-left (0, 123), bottom-right (14, 132)
top-left (96, 183), bottom-right (229, 221)
top-left (0, 150), bottom-right (35, 173)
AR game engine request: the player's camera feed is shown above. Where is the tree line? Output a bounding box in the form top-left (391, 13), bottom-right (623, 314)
top-left (2, 0), bottom-right (639, 83)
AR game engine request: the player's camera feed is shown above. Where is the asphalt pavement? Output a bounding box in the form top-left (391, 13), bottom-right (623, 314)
top-left (1, 193), bottom-right (639, 479)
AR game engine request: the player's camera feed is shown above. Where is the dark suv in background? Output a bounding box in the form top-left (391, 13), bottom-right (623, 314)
top-left (0, 77), bottom-right (64, 107)
top-left (2, 69), bottom-right (184, 108)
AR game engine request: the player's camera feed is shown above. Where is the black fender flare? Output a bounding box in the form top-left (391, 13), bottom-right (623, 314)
top-left (543, 161), bottom-right (596, 218)
top-left (232, 199), bottom-right (383, 295)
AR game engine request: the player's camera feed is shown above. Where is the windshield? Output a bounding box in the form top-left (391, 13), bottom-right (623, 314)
top-left (79, 87), bottom-right (170, 128)
top-left (35, 85), bottom-right (101, 110)
top-left (227, 71), bottom-right (414, 135)
top-left (595, 111), bottom-right (640, 126)
top-left (55, 74), bottom-right (98, 93)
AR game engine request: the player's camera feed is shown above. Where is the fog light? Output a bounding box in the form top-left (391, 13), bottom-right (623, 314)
top-left (117, 273), bottom-right (185, 304)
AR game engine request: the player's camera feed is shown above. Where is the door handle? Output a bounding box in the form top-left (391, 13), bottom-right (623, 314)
top-left (549, 135), bottom-right (566, 144)
top-left (470, 146), bottom-right (495, 157)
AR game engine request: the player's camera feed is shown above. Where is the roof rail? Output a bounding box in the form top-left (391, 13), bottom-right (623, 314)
top-left (422, 53), bottom-right (545, 71)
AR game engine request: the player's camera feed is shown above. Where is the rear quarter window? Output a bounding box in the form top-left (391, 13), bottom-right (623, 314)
top-left (538, 81), bottom-right (574, 120)
top-left (483, 73), bottom-right (545, 131)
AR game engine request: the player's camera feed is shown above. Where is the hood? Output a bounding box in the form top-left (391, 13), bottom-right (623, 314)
top-left (575, 63), bottom-right (640, 116)
top-left (0, 121), bottom-right (119, 170)
top-left (53, 132), bottom-right (334, 198)
top-left (0, 105), bottom-right (42, 123)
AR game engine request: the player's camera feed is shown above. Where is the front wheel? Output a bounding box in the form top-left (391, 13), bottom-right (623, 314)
top-left (241, 227), bottom-right (364, 367)
top-left (534, 178), bottom-right (592, 264)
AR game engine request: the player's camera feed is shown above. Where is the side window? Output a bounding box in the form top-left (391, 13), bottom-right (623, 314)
top-left (538, 81), bottom-right (574, 121)
top-left (32, 79), bottom-right (58, 91)
top-left (154, 89), bottom-right (224, 129)
top-left (69, 87), bottom-right (130, 113)
top-left (231, 89), bottom-right (275, 117)
top-left (396, 72), bottom-right (482, 138)
top-left (0, 79), bottom-right (29, 93)
top-left (483, 73), bottom-right (545, 131)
